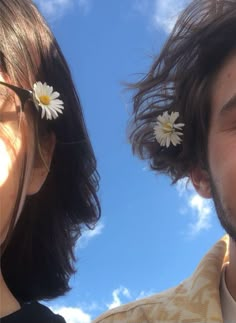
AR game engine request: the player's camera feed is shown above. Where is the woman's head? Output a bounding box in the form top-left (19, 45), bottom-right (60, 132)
top-left (0, 75), bottom-right (29, 246)
top-left (0, 78), bottom-right (57, 246)
top-left (0, 0), bottom-right (100, 302)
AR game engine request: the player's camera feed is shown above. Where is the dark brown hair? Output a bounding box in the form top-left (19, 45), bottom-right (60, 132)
top-left (0, 0), bottom-right (100, 302)
top-left (128, 0), bottom-right (236, 182)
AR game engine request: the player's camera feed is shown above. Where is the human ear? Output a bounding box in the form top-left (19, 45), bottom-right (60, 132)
top-left (190, 166), bottom-right (212, 198)
top-left (27, 132), bottom-right (56, 195)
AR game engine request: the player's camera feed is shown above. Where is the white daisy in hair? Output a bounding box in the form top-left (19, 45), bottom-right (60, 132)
top-left (154, 111), bottom-right (184, 148)
top-left (33, 81), bottom-right (64, 120)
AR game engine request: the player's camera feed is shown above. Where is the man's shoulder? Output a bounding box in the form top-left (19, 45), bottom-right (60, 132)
top-left (93, 236), bottom-right (228, 323)
top-left (93, 284), bottom-right (186, 323)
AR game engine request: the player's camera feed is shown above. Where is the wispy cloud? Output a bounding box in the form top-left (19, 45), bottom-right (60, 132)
top-left (135, 289), bottom-right (154, 300)
top-left (49, 287), bottom-right (153, 321)
top-left (35, 0), bottom-right (73, 20)
top-left (177, 178), bottom-right (213, 237)
top-left (134, 0), bottom-right (190, 34)
top-left (105, 286), bottom-right (153, 310)
top-left (51, 306), bottom-right (91, 323)
top-left (188, 194), bottom-right (212, 235)
top-left (107, 287), bottom-right (131, 310)
top-left (35, 0), bottom-right (92, 20)
top-left (77, 221), bottom-right (104, 248)
top-left (152, 0), bottom-right (189, 33)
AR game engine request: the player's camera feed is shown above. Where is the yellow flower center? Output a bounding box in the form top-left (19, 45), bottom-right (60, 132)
top-left (163, 122), bottom-right (174, 134)
top-left (39, 95), bottom-right (50, 106)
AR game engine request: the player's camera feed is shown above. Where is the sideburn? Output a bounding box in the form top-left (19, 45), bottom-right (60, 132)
top-left (209, 174), bottom-right (236, 242)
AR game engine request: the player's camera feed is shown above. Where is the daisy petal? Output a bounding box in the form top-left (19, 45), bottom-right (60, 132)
top-left (41, 107), bottom-right (46, 119)
top-left (33, 82), bottom-right (64, 120)
top-left (154, 111), bottom-right (184, 148)
top-left (50, 91), bottom-right (60, 100)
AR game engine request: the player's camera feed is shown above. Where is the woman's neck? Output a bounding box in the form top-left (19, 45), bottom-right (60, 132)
top-left (0, 270), bottom-right (20, 318)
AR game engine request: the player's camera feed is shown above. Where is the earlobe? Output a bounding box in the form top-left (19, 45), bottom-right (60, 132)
top-left (27, 132), bottom-right (56, 195)
top-left (190, 167), bottom-right (212, 199)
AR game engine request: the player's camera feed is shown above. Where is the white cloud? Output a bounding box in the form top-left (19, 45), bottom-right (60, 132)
top-left (153, 0), bottom-right (190, 33)
top-left (135, 289), bottom-right (153, 300)
top-left (51, 306), bottom-right (91, 323)
top-left (77, 221), bottom-right (104, 248)
top-left (35, 0), bottom-right (92, 20)
top-left (48, 287), bottom-right (152, 322)
top-left (134, 0), bottom-right (190, 34)
top-left (35, 0), bottom-right (73, 19)
top-left (105, 287), bottom-right (154, 310)
top-left (176, 177), bottom-right (190, 197)
top-left (188, 194), bottom-right (212, 235)
top-left (177, 178), bottom-right (213, 236)
top-left (107, 287), bottom-right (131, 310)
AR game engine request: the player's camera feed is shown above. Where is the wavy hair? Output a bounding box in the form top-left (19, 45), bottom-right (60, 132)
top-left (0, 0), bottom-right (100, 302)
top-left (128, 0), bottom-right (236, 182)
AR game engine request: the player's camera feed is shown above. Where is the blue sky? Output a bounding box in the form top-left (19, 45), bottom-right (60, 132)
top-left (34, 0), bottom-right (225, 322)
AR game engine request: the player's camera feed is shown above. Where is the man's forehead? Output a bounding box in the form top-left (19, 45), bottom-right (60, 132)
top-left (210, 52), bottom-right (236, 116)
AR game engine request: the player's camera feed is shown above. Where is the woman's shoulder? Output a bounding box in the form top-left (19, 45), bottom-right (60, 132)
top-left (1, 301), bottom-right (66, 323)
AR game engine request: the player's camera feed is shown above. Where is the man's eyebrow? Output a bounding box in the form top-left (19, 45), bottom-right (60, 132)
top-left (220, 94), bottom-right (236, 115)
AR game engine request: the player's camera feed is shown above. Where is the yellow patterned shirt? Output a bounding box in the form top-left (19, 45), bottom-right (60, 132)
top-left (93, 235), bottom-right (229, 323)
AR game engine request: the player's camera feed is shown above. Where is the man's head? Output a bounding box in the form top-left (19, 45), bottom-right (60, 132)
top-left (191, 50), bottom-right (236, 241)
top-left (128, 0), bottom-right (236, 240)
top-left (129, 0), bottom-right (236, 182)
